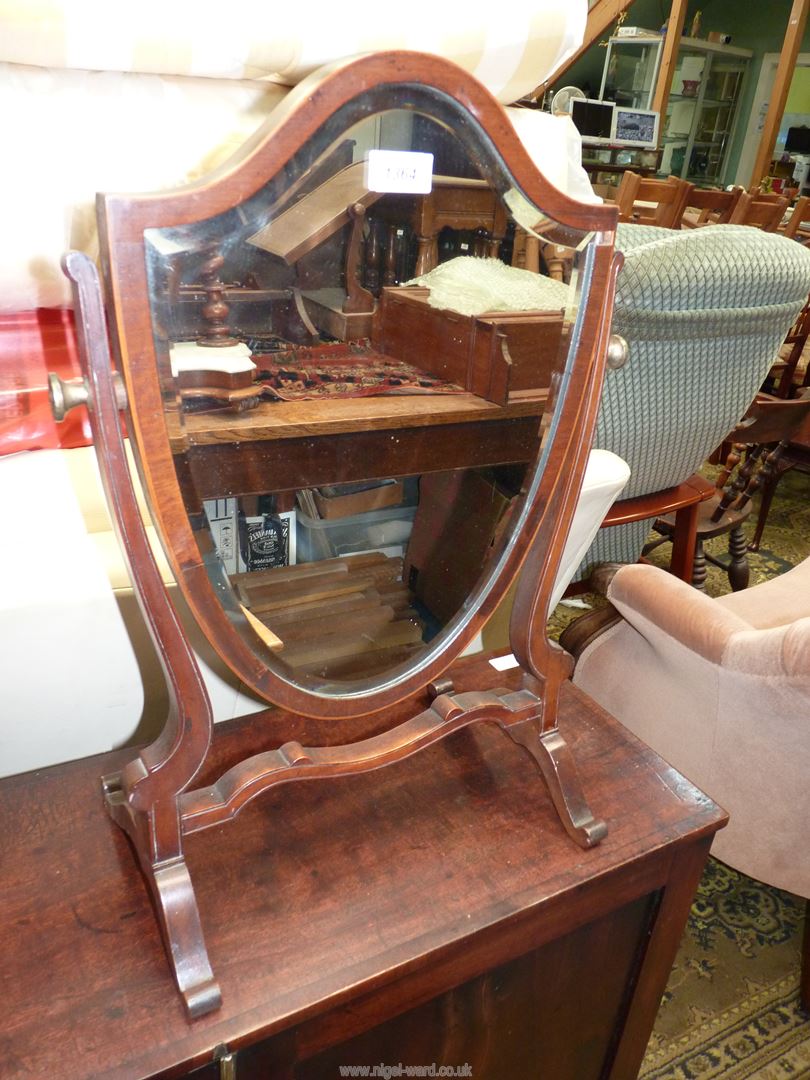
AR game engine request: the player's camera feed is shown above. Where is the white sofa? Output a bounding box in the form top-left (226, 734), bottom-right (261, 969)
top-left (1, 444), bottom-right (266, 778)
top-left (0, 443), bottom-right (628, 778)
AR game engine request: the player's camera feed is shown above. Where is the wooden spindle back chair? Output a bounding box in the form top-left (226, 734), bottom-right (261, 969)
top-left (781, 194), bottom-right (810, 241)
top-left (614, 172), bottom-right (693, 229)
top-left (769, 293), bottom-right (810, 398)
top-left (729, 191), bottom-right (789, 231)
top-left (647, 392), bottom-right (810, 590)
top-left (679, 185), bottom-right (742, 228)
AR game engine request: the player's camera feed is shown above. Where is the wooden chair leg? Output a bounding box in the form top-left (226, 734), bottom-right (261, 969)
top-left (670, 502), bottom-right (700, 583)
top-left (750, 460), bottom-right (793, 552)
top-left (727, 524), bottom-right (750, 591)
top-left (750, 477), bottom-right (778, 551)
top-left (691, 539), bottom-right (708, 592)
top-left (802, 898), bottom-right (810, 1015)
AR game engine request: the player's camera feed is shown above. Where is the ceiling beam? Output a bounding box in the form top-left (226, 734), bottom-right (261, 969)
top-left (534, 0), bottom-right (635, 98)
top-left (749, 0), bottom-right (810, 188)
top-left (651, 0), bottom-right (689, 120)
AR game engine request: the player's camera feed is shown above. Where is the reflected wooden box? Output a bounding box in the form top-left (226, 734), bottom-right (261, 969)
top-left (372, 285), bottom-right (564, 406)
top-left (313, 479), bottom-right (405, 519)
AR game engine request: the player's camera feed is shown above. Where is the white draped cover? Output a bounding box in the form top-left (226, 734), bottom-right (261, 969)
top-left (0, 0), bottom-right (585, 99)
top-left (0, 0), bottom-right (590, 310)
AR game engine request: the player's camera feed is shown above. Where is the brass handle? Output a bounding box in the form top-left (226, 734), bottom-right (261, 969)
top-left (214, 1044), bottom-right (237, 1080)
top-left (48, 371), bottom-right (127, 421)
top-left (606, 334), bottom-right (629, 371)
top-left (48, 373), bottom-right (89, 421)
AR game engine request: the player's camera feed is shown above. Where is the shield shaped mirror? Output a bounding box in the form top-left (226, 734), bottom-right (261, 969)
top-left (98, 58), bottom-right (616, 716)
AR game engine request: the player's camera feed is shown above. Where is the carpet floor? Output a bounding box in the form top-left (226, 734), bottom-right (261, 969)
top-left (550, 467), bottom-right (810, 1079)
top-left (640, 860), bottom-right (808, 1079)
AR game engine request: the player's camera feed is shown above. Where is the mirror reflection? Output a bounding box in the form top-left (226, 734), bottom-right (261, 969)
top-left (144, 105), bottom-right (592, 685)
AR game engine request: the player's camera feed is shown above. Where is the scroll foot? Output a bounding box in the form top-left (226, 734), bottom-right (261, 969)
top-left (505, 721), bottom-right (607, 849)
top-left (104, 777), bottom-right (221, 1019)
top-left (150, 858), bottom-right (222, 1018)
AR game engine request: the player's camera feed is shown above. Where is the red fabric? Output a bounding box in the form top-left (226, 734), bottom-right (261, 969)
top-left (0, 308), bottom-right (92, 455)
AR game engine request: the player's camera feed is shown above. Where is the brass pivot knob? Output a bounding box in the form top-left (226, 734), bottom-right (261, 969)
top-left (606, 334), bottom-right (629, 370)
top-left (427, 677), bottom-right (455, 700)
top-left (48, 372), bottom-right (89, 421)
top-left (48, 371), bottom-right (128, 421)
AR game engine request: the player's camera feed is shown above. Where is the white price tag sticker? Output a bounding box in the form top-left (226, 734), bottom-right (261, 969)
top-left (365, 150), bottom-right (434, 194)
top-left (489, 653), bottom-right (520, 671)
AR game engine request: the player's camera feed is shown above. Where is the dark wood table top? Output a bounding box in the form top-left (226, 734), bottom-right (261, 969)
top-left (171, 392), bottom-right (546, 496)
top-left (169, 390), bottom-right (546, 451)
top-left (0, 653), bottom-right (726, 1079)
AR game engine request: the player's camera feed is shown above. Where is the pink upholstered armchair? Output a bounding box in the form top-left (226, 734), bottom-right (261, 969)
top-left (562, 558), bottom-right (810, 1010)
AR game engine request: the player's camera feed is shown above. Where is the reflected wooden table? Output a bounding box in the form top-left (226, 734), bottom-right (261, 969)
top-left (169, 391), bottom-right (547, 498)
top-left (1, 651), bottom-right (726, 1079)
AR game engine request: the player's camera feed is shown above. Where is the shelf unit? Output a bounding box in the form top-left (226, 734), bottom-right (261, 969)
top-left (598, 34), bottom-right (751, 189)
top-left (659, 38), bottom-right (752, 186)
top-left (581, 144), bottom-right (663, 192)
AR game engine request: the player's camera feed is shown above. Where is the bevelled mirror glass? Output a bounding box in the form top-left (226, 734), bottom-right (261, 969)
top-left (99, 62), bottom-right (614, 714)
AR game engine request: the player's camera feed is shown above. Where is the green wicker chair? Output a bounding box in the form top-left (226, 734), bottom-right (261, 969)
top-left (576, 222), bottom-right (810, 580)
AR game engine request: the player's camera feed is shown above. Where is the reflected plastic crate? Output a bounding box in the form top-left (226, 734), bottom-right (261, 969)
top-left (296, 504), bottom-right (416, 562)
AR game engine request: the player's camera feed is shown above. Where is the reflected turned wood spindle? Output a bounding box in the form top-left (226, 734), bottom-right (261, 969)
top-left (383, 225), bottom-right (399, 286)
top-left (197, 243), bottom-right (238, 347)
top-left (363, 215), bottom-right (383, 294)
top-left (343, 203), bottom-right (376, 313)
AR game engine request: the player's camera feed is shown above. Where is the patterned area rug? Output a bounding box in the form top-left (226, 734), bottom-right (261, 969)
top-left (549, 467), bottom-right (810, 1079)
top-left (641, 861), bottom-right (808, 1079)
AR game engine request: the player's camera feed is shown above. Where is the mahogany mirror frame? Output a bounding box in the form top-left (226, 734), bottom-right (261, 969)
top-left (59, 51), bottom-right (621, 1018)
top-left (96, 50), bottom-right (619, 719)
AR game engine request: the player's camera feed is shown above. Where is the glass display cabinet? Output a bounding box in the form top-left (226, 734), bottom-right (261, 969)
top-left (599, 33), bottom-right (664, 110)
top-left (51, 52), bottom-right (621, 1018)
top-left (659, 38), bottom-right (752, 185)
